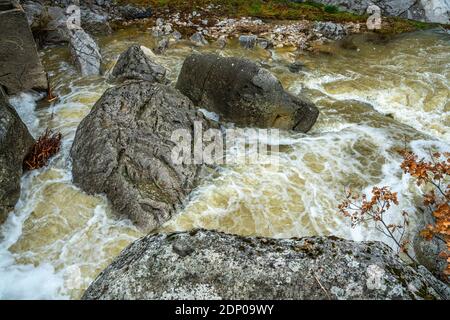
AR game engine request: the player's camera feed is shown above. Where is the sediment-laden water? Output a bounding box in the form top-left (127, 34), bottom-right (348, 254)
top-left (0, 28), bottom-right (448, 299)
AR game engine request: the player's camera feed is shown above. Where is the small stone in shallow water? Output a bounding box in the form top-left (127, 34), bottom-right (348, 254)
top-left (172, 30), bottom-right (182, 41)
top-left (239, 34), bottom-right (257, 49)
top-left (155, 38), bottom-right (169, 54)
top-left (257, 38), bottom-right (271, 49)
top-left (217, 35), bottom-right (227, 49)
top-left (190, 32), bottom-right (208, 46)
top-left (288, 61), bottom-right (306, 73)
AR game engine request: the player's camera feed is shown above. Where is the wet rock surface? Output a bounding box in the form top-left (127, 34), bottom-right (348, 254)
top-left (69, 28), bottom-right (102, 76)
top-left (0, 90), bottom-right (35, 224)
top-left (70, 81), bottom-right (215, 232)
top-left (176, 53), bottom-right (319, 132)
top-left (190, 32), bottom-right (208, 46)
top-left (110, 44), bottom-right (167, 83)
top-left (83, 229), bottom-right (450, 300)
top-left (0, 1), bottom-right (48, 94)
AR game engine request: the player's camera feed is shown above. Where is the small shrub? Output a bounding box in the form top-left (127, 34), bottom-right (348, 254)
top-left (338, 186), bottom-right (414, 262)
top-left (338, 150), bottom-right (450, 279)
top-left (324, 4), bottom-right (339, 14)
top-left (23, 129), bottom-right (62, 171)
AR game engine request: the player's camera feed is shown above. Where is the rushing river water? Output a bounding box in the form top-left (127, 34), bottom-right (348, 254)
top-left (0, 27), bottom-right (449, 299)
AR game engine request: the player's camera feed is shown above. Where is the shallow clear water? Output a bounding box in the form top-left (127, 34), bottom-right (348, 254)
top-left (0, 27), bottom-right (449, 299)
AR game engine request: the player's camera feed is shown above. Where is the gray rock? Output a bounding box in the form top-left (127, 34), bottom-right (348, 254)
top-left (292, 0), bottom-right (450, 24)
top-left (22, 2), bottom-right (112, 40)
top-left (110, 44), bottom-right (166, 83)
top-left (69, 28), bottom-right (102, 76)
top-left (0, 89), bottom-right (35, 224)
top-left (82, 229), bottom-right (450, 300)
top-left (0, 2), bottom-right (48, 94)
top-left (117, 4), bottom-right (152, 20)
top-left (70, 81), bottom-right (215, 232)
top-left (171, 30), bottom-right (182, 41)
top-left (44, 6), bottom-right (70, 44)
top-left (20, 3), bottom-right (69, 45)
top-left (288, 61), bottom-right (306, 73)
top-left (190, 32), bottom-right (208, 46)
top-left (176, 53), bottom-right (319, 132)
top-left (257, 38), bottom-right (272, 50)
top-left (313, 21), bottom-right (347, 40)
top-left (239, 34), bottom-right (257, 49)
top-left (216, 35), bottom-right (227, 49)
top-left (154, 37), bottom-right (169, 55)
top-left (81, 7), bottom-right (112, 36)
top-left (21, 0), bottom-right (44, 29)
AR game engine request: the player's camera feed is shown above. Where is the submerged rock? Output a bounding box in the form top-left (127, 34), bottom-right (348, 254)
top-left (0, 1), bottom-right (48, 94)
top-left (0, 90), bottom-right (35, 224)
top-left (239, 34), bottom-right (257, 49)
top-left (176, 53), bottom-right (319, 132)
top-left (82, 229), bottom-right (450, 300)
top-left (190, 32), bottom-right (208, 46)
top-left (71, 81), bottom-right (215, 232)
top-left (110, 44), bottom-right (167, 83)
top-left (216, 35), bottom-right (228, 49)
top-left (288, 61), bottom-right (306, 73)
top-left (69, 28), bottom-right (102, 76)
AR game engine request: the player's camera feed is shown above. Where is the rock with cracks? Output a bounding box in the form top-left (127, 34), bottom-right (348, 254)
top-left (0, 89), bottom-right (35, 224)
top-left (82, 229), bottom-right (450, 300)
top-left (110, 45), bottom-right (167, 83)
top-left (176, 53), bottom-right (318, 132)
top-left (69, 28), bottom-right (102, 76)
top-left (0, 0), bottom-right (48, 94)
top-left (71, 81), bottom-right (215, 232)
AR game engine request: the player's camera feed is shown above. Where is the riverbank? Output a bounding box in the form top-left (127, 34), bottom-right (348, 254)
top-left (114, 0), bottom-right (441, 34)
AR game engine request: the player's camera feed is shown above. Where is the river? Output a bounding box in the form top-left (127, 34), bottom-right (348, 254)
top-left (0, 27), bottom-right (448, 299)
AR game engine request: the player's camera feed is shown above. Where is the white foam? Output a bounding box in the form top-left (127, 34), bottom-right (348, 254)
top-left (8, 92), bottom-right (44, 138)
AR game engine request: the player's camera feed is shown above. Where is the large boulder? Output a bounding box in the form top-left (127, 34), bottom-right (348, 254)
top-left (44, 6), bottom-right (70, 44)
top-left (70, 81), bottom-right (215, 232)
top-left (0, 89), bottom-right (35, 224)
top-left (110, 44), bottom-right (167, 83)
top-left (0, 0), bottom-right (48, 94)
top-left (22, 2), bottom-right (112, 43)
top-left (21, 3), bottom-right (70, 45)
top-left (69, 28), bottom-right (102, 76)
top-left (176, 54), bottom-right (319, 132)
top-left (82, 229), bottom-right (450, 300)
